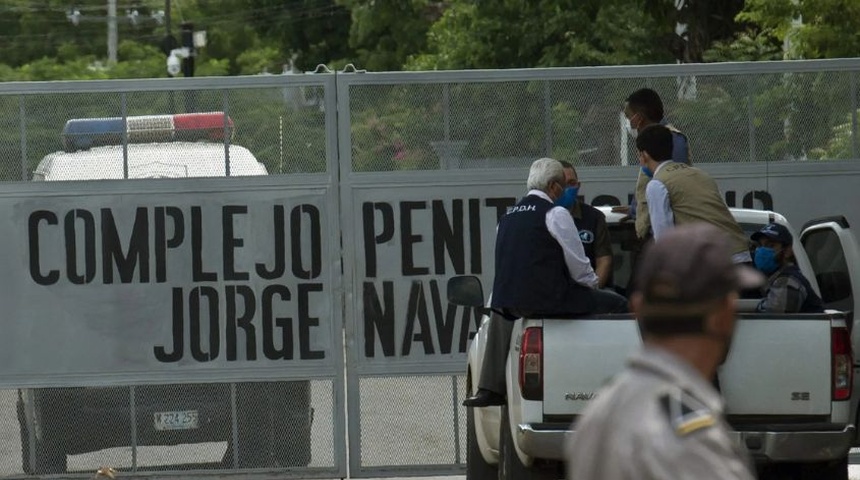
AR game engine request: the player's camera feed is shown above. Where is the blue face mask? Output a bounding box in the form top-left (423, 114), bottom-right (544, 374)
top-left (754, 246), bottom-right (779, 275)
top-left (555, 186), bottom-right (579, 209)
top-left (641, 166), bottom-right (654, 178)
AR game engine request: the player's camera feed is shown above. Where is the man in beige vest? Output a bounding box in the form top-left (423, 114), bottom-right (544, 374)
top-left (617, 88), bottom-right (691, 240)
top-left (635, 124), bottom-right (751, 263)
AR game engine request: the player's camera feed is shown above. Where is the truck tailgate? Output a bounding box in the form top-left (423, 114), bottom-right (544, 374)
top-left (541, 316), bottom-right (834, 417)
top-left (721, 318), bottom-right (831, 415)
top-left (542, 317), bottom-right (640, 416)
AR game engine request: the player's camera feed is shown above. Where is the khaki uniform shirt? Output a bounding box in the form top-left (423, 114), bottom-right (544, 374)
top-left (635, 124), bottom-right (691, 239)
top-left (565, 347), bottom-right (755, 480)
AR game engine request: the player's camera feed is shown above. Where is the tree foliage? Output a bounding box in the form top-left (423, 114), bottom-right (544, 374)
top-left (737, 0), bottom-right (860, 59)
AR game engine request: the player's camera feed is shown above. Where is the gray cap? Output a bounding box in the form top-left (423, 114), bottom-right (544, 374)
top-left (636, 224), bottom-right (764, 326)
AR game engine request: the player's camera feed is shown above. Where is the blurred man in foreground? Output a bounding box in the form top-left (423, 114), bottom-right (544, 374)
top-left (565, 223), bottom-right (763, 479)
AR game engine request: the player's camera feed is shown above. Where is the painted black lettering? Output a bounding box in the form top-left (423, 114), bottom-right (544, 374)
top-left (262, 284), bottom-right (293, 360)
top-left (402, 280), bottom-right (434, 355)
top-left (101, 207), bottom-right (150, 283)
top-left (154, 207), bottom-right (184, 283)
top-left (725, 191), bottom-right (737, 208)
top-left (28, 210), bottom-right (59, 285)
top-left (743, 191), bottom-right (773, 210)
top-left (256, 205), bottom-right (286, 280)
top-left (153, 287), bottom-right (185, 362)
top-left (191, 206), bottom-right (217, 282)
top-left (468, 199), bottom-right (482, 274)
top-left (223, 206), bottom-right (249, 281)
top-left (432, 200), bottom-right (464, 275)
top-left (363, 281), bottom-right (395, 357)
top-left (459, 307), bottom-right (484, 353)
top-left (64, 209), bottom-right (96, 285)
top-left (485, 197), bottom-right (517, 223)
top-left (401, 201), bottom-right (429, 276)
top-left (291, 204), bottom-right (322, 280)
top-left (189, 286), bottom-right (219, 362)
top-left (362, 202), bottom-right (394, 278)
top-left (298, 283), bottom-right (325, 360)
top-left (591, 195), bottom-right (621, 207)
top-left (226, 285), bottom-right (256, 361)
top-left (429, 280), bottom-right (457, 354)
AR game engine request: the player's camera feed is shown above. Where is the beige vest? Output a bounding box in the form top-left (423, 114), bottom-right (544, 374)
top-left (653, 162), bottom-right (749, 255)
top-left (635, 124), bottom-right (691, 239)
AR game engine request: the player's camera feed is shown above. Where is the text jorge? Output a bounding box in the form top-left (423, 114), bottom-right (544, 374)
top-left (26, 204), bottom-right (326, 362)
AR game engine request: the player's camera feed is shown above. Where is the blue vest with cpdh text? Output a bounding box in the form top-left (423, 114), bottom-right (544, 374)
top-left (491, 194), bottom-right (592, 316)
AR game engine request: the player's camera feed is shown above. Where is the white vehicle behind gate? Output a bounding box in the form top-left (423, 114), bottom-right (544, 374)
top-left (18, 112), bottom-right (312, 474)
top-left (452, 207), bottom-right (860, 480)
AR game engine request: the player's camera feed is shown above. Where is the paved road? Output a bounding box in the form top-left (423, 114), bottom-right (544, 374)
top-left (3, 381), bottom-right (860, 479)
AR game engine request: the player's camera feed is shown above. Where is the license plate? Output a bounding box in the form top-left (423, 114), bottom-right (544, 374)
top-left (153, 410), bottom-right (199, 431)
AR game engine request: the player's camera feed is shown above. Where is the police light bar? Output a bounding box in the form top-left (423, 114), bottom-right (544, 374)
top-left (62, 112), bottom-right (234, 152)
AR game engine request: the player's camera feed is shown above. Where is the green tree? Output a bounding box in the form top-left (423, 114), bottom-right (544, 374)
top-left (335, 0), bottom-right (437, 71)
top-left (408, 0), bottom-right (674, 70)
top-left (736, 0), bottom-right (860, 59)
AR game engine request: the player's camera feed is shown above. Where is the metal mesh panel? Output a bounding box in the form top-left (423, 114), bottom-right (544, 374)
top-left (649, 75), bottom-right (753, 164)
top-left (752, 71), bottom-right (854, 162)
top-left (349, 83), bottom-right (444, 172)
top-left (10, 85), bottom-right (329, 183)
top-left (11, 380), bottom-right (323, 475)
top-left (357, 375), bottom-right (464, 467)
top-left (23, 92), bottom-right (123, 181)
top-left (0, 96), bottom-right (24, 181)
top-left (550, 77), bottom-right (646, 168)
top-left (226, 87), bottom-right (328, 175)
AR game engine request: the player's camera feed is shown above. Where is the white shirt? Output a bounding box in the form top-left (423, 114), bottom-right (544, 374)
top-left (528, 189), bottom-right (599, 289)
top-left (644, 162), bottom-right (674, 239)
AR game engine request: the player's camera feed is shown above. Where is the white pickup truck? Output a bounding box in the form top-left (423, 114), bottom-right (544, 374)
top-left (451, 207), bottom-right (860, 480)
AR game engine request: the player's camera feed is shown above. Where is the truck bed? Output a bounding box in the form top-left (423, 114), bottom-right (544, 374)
top-left (540, 313), bottom-right (844, 420)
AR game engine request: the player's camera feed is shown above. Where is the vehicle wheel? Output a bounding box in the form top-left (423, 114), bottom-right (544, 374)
top-left (227, 381), bottom-right (313, 469)
top-left (499, 405), bottom-right (555, 480)
top-left (17, 397), bottom-right (66, 475)
top-left (466, 387), bottom-right (497, 480)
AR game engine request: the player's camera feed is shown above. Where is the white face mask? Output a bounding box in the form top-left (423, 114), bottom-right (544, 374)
top-left (625, 118), bottom-right (638, 138)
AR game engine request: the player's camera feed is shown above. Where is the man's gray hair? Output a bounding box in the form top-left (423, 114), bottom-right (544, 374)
top-left (527, 157), bottom-right (564, 191)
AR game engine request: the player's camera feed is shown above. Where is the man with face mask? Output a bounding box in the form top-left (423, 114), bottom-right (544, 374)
top-left (616, 88), bottom-right (691, 241)
top-left (463, 158), bottom-right (628, 407)
top-left (559, 161), bottom-right (613, 288)
top-left (636, 125), bottom-right (751, 266)
top-left (566, 223), bottom-right (763, 480)
top-left (751, 223), bottom-right (824, 313)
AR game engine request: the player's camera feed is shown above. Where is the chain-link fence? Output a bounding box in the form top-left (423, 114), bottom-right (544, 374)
top-left (2, 59), bottom-right (860, 479)
top-left (0, 76), bottom-right (333, 182)
top-left (340, 60), bottom-right (860, 174)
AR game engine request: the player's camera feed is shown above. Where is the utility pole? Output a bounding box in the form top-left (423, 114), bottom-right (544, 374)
top-left (165, 0), bottom-right (171, 42)
top-left (180, 22), bottom-right (195, 77)
top-left (107, 0), bottom-right (118, 64)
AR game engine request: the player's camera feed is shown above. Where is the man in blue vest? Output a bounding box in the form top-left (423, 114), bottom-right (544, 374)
top-left (751, 223), bottom-right (824, 313)
top-left (463, 158), bottom-right (628, 407)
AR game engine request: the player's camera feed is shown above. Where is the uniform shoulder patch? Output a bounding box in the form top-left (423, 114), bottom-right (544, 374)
top-left (658, 389), bottom-right (716, 437)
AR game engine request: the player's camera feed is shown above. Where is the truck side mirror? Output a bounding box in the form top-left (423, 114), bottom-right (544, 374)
top-left (447, 275), bottom-right (485, 308)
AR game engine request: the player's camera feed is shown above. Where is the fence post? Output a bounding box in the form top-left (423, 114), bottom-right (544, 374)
top-left (18, 96), bottom-right (27, 181)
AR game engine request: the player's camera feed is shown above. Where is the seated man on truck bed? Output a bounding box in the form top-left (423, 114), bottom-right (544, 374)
top-left (463, 158), bottom-right (627, 407)
top-left (751, 223), bottom-right (824, 313)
